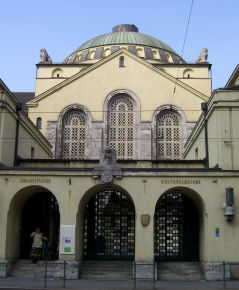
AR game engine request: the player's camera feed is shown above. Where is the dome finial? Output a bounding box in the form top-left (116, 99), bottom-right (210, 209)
top-left (112, 24), bottom-right (138, 33)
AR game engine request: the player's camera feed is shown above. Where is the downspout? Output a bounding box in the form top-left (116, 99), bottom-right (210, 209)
top-left (201, 102), bottom-right (209, 168)
top-left (14, 102), bottom-right (22, 166)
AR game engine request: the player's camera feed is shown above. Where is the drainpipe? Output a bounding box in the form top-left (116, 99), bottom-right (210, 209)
top-left (14, 102), bottom-right (22, 167)
top-left (201, 102), bottom-right (209, 168)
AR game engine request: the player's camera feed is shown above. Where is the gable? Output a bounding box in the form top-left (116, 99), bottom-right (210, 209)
top-left (27, 49), bottom-right (209, 124)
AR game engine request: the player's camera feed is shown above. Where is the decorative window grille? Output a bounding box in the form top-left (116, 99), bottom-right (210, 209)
top-left (62, 111), bottom-right (86, 159)
top-left (157, 111), bottom-right (181, 160)
top-left (109, 96), bottom-right (134, 159)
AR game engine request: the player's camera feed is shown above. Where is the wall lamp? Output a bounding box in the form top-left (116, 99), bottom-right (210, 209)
top-left (224, 187), bottom-right (235, 221)
top-left (223, 141), bottom-right (232, 144)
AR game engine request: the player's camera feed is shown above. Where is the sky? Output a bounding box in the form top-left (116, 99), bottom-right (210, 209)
top-left (0, 0), bottom-right (238, 92)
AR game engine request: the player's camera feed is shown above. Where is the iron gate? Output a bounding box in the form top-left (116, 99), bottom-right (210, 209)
top-left (20, 192), bottom-right (60, 259)
top-left (154, 191), bottom-right (199, 261)
top-left (84, 190), bottom-right (135, 260)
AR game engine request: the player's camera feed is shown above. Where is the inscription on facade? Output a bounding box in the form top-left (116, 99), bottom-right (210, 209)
top-left (162, 179), bottom-right (201, 185)
top-left (20, 178), bottom-right (51, 183)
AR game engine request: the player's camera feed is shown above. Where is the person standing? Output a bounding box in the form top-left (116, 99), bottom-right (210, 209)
top-left (30, 228), bottom-right (47, 263)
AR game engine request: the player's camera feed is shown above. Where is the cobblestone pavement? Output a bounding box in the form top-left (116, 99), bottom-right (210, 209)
top-left (1, 278), bottom-right (239, 290)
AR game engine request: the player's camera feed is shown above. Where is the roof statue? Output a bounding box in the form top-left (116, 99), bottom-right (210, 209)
top-left (39, 48), bottom-right (52, 64)
top-left (196, 48), bottom-right (208, 63)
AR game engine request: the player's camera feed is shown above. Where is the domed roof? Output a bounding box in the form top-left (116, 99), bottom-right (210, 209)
top-left (64, 25), bottom-right (185, 64)
top-left (71, 28), bottom-right (177, 55)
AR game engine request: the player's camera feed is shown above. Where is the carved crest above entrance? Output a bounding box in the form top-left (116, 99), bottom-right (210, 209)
top-left (92, 147), bottom-right (122, 183)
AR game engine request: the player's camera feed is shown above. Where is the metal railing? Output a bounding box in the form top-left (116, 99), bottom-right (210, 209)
top-left (1, 260), bottom-right (239, 289)
top-left (43, 260), bottom-right (67, 288)
top-left (0, 260), bottom-right (68, 288)
top-left (222, 261), bottom-right (239, 289)
top-left (204, 260), bottom-right (239, 289)
top-left (133, 261), bottom-right (156, 289)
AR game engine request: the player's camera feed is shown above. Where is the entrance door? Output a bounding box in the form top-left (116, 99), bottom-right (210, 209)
top-left (20, 192), bottom-right (60, 259)
top-left (154, 191), bottom-right (199, 261)
top-left (84, 190), bottom-right (135, 260)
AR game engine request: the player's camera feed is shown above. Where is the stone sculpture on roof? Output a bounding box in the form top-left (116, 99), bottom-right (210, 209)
top-left (39, 48), bottom-right (52, 64)
top-left (196, 48), bottom-right (208, 63)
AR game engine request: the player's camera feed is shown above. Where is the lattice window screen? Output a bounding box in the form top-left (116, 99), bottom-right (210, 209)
top-left (157, 111), bottom-right (181, 160)
top-left (109, 96), bottom-right (134, 159)
top-left (62, 111), bottom-right (86, 159)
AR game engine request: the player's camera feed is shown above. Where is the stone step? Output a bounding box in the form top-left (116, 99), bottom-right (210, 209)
top-left (80, 261), bottom-right (133, 280)
top-left (157, 262), bottom-right (205, 281)
top-left (10, 259), bottom-right (55, 278)
top-left (80, 274), bottom-right (132, 280)
top-left (82, 268), bottom-right (132, 273)
top-left (81, 270), bottom-right (133, 275)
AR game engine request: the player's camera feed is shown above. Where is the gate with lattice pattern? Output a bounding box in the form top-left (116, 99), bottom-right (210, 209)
top-left (154, 191), bottom-right (199, 261)
top-left (84, 190), bottom-right (135, 260)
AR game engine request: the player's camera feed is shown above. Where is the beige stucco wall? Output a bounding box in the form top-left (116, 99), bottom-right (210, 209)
top-left (29, 51), bottom-right (210, 138)
top-left (0, 94), bottom-right (17, 166)
top-left (184, 90), bottom-right (239, 170)
top-left (35, 51), bottom-right (211, 97)
top-left (0, 89), bottom-right (52, 166)
top-left (36, 65), bottom-right (88, 96)
top-left (0, 167), bottom-right (238, 264)
top-left (235, 74), bottom-right (239, 85)
top-left (17, 114), bottom-right (53, 160)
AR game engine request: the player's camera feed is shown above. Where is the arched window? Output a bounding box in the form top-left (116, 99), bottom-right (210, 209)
top-left (119, 56), bottom-right (124, 67)
top-left (62, 111), bottom-right (86, 159)
top-left (52, 68), bottom-right (63, 78)
top-left (109, 96), bottom-right (135, 159)
top-left (136, 48), bottom-right (144, 58)
top-left (157, 111), bottom-right (181, 160)
top-left (183, 68), bottom-right (194, 78)
top-left (104, 48), bottom-right (111, 57)
top-left (36, 117), bottom-right (42, 129)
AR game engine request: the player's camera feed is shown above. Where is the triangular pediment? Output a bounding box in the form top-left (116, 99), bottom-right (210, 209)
top-left (27, 48), bottom-right (208, 107)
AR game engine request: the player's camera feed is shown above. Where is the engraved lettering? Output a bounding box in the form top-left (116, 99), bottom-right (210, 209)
top-left (161, 179), bottom-right (201, 185)
top-left (20, 178), bottom-right (51, 183)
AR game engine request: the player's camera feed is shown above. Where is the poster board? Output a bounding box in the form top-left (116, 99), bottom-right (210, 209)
top-left (60, 225), bottom-right (75, 254)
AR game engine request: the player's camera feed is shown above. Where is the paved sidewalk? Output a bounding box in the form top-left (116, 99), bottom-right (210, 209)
top-left (0, 278), bottom-right (239, 290)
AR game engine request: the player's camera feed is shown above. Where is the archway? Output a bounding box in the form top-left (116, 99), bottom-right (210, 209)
top-left (20, 191), bottom-right (60, 259)
top-left (154, 190), bottom-right (199, 261)
top-left (83, 189), bottom-right (135, 261)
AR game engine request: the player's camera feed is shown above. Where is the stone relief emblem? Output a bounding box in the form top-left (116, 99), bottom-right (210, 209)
top-left (92, 146), bottom-right (122, 183)
top-left (196, 48), bottom-right (208, 63)
top-left (141, 214), bottom-right (150, 226)
top-left (101, 172), bottom-right (113, 184)
top-left (39, 48), bottom-right (52, 64)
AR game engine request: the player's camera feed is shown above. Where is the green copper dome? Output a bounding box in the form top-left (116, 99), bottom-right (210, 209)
top-left (65, 25), bottom-right (184, 63)
top-left (71, 31), bottom-right (177, 55)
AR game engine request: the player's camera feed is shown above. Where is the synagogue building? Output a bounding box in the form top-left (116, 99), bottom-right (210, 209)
top-left (0, 24), bottom-right (239, 280)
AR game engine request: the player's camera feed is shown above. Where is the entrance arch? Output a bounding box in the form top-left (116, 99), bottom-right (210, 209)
top-left (83, 189), bottom-right (135, 261)
top-left (154, 190), bottom-right (199, 261)
top-left (20, 190), bottom-right (60, 259)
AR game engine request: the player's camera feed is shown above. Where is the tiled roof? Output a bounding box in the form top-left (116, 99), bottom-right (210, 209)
top-left (13, 92), bottom-right (35, 114)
